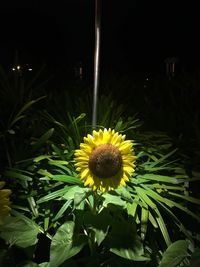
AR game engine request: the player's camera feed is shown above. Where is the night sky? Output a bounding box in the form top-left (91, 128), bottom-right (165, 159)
top-left (0, 0), bottom-right (199, 74)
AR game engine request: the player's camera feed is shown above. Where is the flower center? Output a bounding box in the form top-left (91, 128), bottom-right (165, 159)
top-left (89, 144), bottom-right (122, 178)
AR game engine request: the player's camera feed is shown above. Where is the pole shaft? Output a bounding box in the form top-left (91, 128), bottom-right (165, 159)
top-left (92, 0), bottom-right (101, 129)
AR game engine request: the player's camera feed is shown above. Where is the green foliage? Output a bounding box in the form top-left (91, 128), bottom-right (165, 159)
top-left (0, 215), bottom-right (40, 248)
top-left (190, 248), bottom-right (200, 267)
top-left (49, 221), bottom-right (87, 267)
top-left (1, 68), bottom-right (200, 266)
top-left (157, 239), bottom-right (200, 267)
top-left (2, 113), bottom-right (200, 266)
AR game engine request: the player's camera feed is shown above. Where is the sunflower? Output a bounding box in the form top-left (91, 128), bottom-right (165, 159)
top-left (0, 181), bottom-right (12, 225)
top-left (74, 128), bottom-right (136, 192)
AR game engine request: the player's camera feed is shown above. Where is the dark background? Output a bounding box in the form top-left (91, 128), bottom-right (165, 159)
top-left (0, 0), bottom-right (199, 76)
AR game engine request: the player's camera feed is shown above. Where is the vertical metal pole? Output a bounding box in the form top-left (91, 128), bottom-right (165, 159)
top-left (92, 0), bottom-right (101, 129)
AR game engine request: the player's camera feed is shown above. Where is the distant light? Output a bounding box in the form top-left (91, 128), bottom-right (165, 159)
top-left (146, 77), bottom-right (149, 81)
top-left (12, 68), bottom-right (15, 71)
top-left (17, 65), bottom-right (20, 70)
top-left (28, 68), bottom-right (33, 71)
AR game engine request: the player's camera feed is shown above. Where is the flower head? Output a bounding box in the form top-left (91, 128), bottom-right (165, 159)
top-left (0, 181), bottom-right (12, 225)
top-left (75, 128), bottom-right (136, 192)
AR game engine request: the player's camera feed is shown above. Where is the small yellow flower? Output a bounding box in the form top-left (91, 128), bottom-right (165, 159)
top-left (0, 181), bottom-right (12, 225)
top-left (75, 128), bottom-right (136, 192)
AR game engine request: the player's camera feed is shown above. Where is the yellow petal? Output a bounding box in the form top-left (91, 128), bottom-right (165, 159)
top-left (75, 162), bottom-right (88, 167)
top-left (81, 168), bottom-right (90, 179)
top-left (103, 129), bottom-right (112, 143)
top-left (80, 143), bottom-right (92, 154)
top-left (0, 189), bottom-right (12, 198)
top-left (119, 141), bottom-right (133, 154)
top-left (74, 150), bottom-right (88, 157)
top-left (84, 176), bottom-right (94, 186)
top-left (75, 156), bottom-right (89, 162)
top-left (123, 166), bottom-right (134, 174)
top-left (120, 179), bottom-right (126, 186)
top-left (0, 181), bottom-right (5, 189)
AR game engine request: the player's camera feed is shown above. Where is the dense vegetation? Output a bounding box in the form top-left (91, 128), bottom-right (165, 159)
top-left (0, 64), bottom-right (200, 267)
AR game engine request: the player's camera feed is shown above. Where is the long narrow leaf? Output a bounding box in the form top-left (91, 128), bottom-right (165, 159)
top-left (51, 175), bottom-right (81, 185)
top-left (37, 186), bottom-right (71, 204)
top-left (126, 196), bottom-right (140, 218)
top-left (154, 208), bottom-right (171, 246)
top-left (32, 128), bottom-right (54, 149)
top-left (141, 185), bottom-right (174, 208)
top-left (140, 203), bottom-right (149, 240)
top-left (52, 199), bottom-right (73, 222)
top-left (135, 187), bottom-right (157, 209)
top-left (4, 170), bottom-right (32, 181)
top-left (137, 174), bottom-right (181, 184)
top-left (148, 211), bottom-right (158, 228)
top-left (168, 192), bottom-right (200, 205)
top-left (150, 149), bottom-right (178, 167)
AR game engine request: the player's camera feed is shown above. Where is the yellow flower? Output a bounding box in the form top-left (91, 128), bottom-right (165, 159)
top-left (74, 128), bottom-right (136, 192)
top-left (0, 181), bottom-right (12, 225)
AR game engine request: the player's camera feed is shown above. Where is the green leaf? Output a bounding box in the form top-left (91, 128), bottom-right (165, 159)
top-left (0, 216), bottom-right (39, 248)
top-left (4, 170), bottom-right (32, 181)
top-left (32, 128), bottom-right (54, 149)
top-left (114, 119), bottom-right (123, 131)
top-left (190, 248), bottom-right (200, 267)
top-left (39, 263), bottom-right (49, 267)
top-left (8, 129), bottom-right (15, 134)
top-left (49, 221), bottom-right (87, 267)
top-left (38, 262), bottom-right (49, 267)
top-left (137, 174), bottom-right (181, 184)
top-left (52, 199), bottom-right (73, 222)
top-left (9, 115), bottom-right (26, 128)
top-left (110, 247), bottom-right (150, 261)
top-left (150, 149), bottom-right (178, 167)
top-left (102, 193), bottom-right (126, 208)
top-left (74, 190), bottom-right (91, 208)
top-left (37, 186), bottom-right (70, 204)
top-left (136, 186), bottom-right (172, 246)
top-left (135, 187), bottom-right (157, 209)
top-left (158, 240), bottom-right (189, 267)
top-left (148, 211), bottom-right (158, 228)
top-left (9, 97), bottom-right (45, 128)
top-left (48, 160), bottom-right (69, 166)
top-left (152, 183), bottom-right (185, 191)
top-left (63, 186), bottom-right (90, 201)
top-left (142, 185), bottom-right (174, 208)
top-left (126, 196), bottom-right (140, 218)
top-left (38, 169), bottom-right (53, 178)
top-left (157, 201), bottom-right (193, 240)
top-left (21, 262), bottom-right (38, 267)
top-left (172, 201), bottom-right (200, 222)
top-left (84, 209), bottom-right (112, 246)
top-left (34, 155), bottom-right (51, 162)
top-left (50, 175), bottom-right (81, 185)
top-left (153, 207), bottom-right (171, 246)
top-left (140, 205), bottom-right (149, 240)
top-left (107, 219), bottom-right (149, 261)
top-left (168, 192), bottom-right (200, 205)
top-left (115, 186), bottom-right (133, 201)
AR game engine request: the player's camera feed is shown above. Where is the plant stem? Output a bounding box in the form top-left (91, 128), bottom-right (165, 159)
top-left (92, 191), bottom-right (98, 214)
